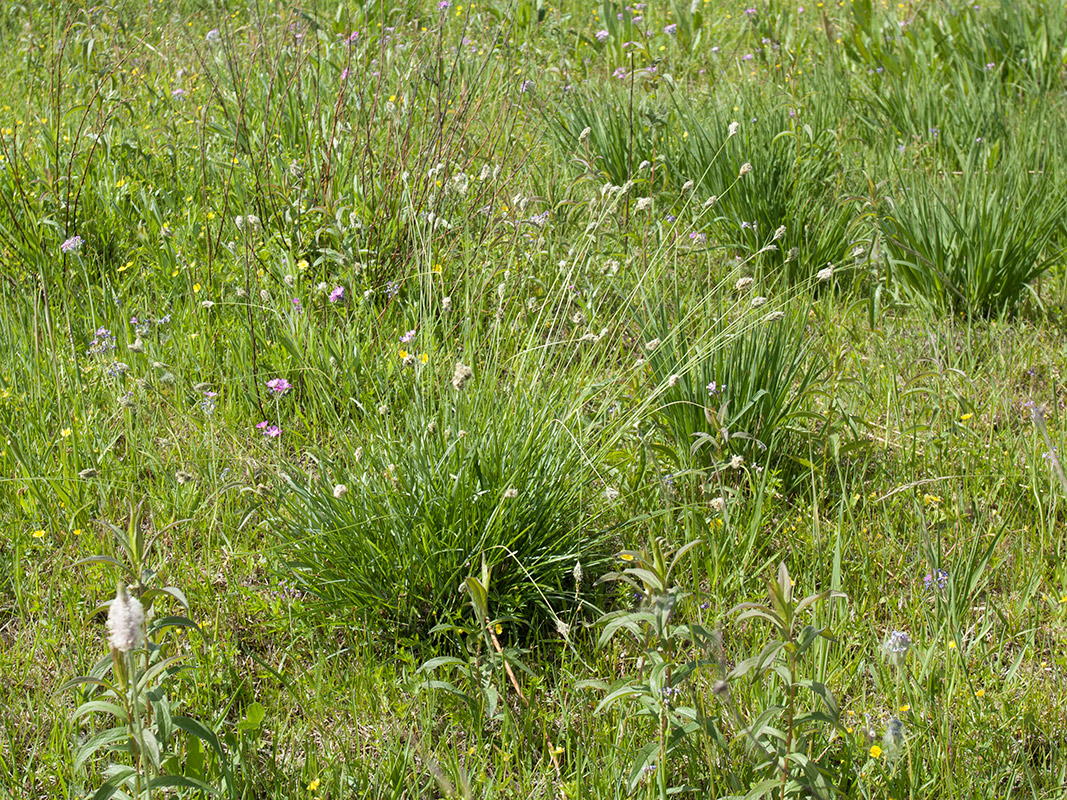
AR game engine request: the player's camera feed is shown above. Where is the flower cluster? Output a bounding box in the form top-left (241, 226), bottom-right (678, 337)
top-left (61, 235), bottom-right (84, 254)
top-left (88, 327), bottom-right (116, 356)
top-left (923, 568), bottom-right (948, 591)
top-left (256, 421), bottom-right (282, 438)
top-left (266, 378), bottom-right (291, 395)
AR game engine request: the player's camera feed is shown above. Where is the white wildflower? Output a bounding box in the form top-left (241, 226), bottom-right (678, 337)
top-left (333, 484), bottom-right (348, 499)
top-left (728, 121), bottom-right (740, 137)
top-left (738, 162), bottom-right (753, 177)
top-left (817, 264), bottom-right (834, 281)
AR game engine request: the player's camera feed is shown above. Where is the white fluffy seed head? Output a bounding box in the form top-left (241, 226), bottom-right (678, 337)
top-left (107, 583), bottom-right (145, 654)
top-left (452, 361), bottom-right (474, 391)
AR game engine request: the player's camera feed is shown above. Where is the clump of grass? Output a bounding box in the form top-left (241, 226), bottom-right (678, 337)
top-left (278, 380), bottom-right (605, 634)
top-left (879, 148), bottom-right (1067, 317)
top-left (642, 287), bottom-right (824, 470)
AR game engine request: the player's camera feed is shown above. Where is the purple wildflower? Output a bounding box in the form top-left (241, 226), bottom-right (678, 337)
top-left (664, 23), bottom-right (677, 35)
top-left (400, 329), bottom-right (416, 344)
top-left (595, 29), bottom-right (609, 42)
top-left (266, 378), bottom-right (292, 395)
top-left (924, 569), bottom-right (948, 591)
top-left (62, 235), bottom-right (84, 254)
top-left (88, 327), bottom-right (116, 355)
top-left (263, 425), bottom-right (282, 438)
top-left (329, 286), bottom-right (345, 303)
top-left (386, 280), bottom-right (400, 298)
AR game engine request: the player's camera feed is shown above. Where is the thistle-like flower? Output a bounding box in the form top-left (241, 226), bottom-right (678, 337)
top-left (107, 583), bottom-right (145, 654)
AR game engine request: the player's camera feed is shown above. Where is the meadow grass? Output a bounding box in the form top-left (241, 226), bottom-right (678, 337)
top-left (2, 0), bottom-right (1067, 797)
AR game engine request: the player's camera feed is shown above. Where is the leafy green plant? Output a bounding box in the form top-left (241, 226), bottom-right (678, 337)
top-left (63, 501), bottom-right (230, 799)
top-left (586, 545), bottom-right (847, 799)
top-left (724, 562), bottom-right (847, 799)
top-left (418, 558), bottom-right (535, 725)
top-left (583, 537), bottom-right (725, 797)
